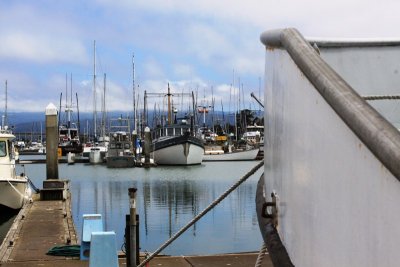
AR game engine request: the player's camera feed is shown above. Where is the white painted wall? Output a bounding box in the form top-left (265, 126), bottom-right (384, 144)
top-left (264, 48), bottom-right (400, 267)
top-left (319, 46), bottom-right (400, 128)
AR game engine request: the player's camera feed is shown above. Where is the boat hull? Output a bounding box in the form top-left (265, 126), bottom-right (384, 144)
top-left (59, 144), bottom-right (83, 156)
top-left (89, 147), bottom-right (106, 164)
top-left (152, 135), bottom-right (204, 165)
top-left (0, 178), bottom-right (28, 209)
top-left (106, 156), bottom-right (135, 168)
top-left (203, 148), bottom-right (259, 161)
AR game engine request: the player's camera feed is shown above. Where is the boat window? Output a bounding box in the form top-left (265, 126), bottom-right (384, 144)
top-left (124, 143), bottom-right (130, 149)
top-left (110, 143), bottom-right (116, 149)
top-left (0, 141), bottom-right (6, 157)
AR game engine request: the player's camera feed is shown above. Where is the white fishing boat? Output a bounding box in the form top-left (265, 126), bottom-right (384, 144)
top-left (0, 128), bottom-right (30, 209)
top-left (152, 125), bottom-right (204, 165)
top-left (150, 84), bottom-right (204, 165)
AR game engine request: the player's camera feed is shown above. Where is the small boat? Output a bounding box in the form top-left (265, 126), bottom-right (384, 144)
top-left (0, 128), bottom-right (30, 209)
top-left (203, 146), bottom-right (259, 161)
top-left (67, 152), bottom-right (75, 165)
top-left (89, 137), bottom-right (109, 164)
top-left (150, 85), bottom-right (204, 165)
top-left (105, 117), bottom-right (135, 168)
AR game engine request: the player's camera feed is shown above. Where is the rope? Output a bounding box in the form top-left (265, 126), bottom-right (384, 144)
top-left (28, 177), bottom-right (40, 193)
top-left (362, 95), bottom-right (400, 100)
top-left (254, 242), bottom-right (267, 267)
top-left (138, 160), bottom-right (264, 267)
top-left (46, 245), bottom-right (80, 257)
top-left (6, 179), bottom-right (29, 200)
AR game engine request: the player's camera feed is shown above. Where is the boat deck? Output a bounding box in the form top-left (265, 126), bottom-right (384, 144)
top-left (0, 193), bottom-right (272, 267)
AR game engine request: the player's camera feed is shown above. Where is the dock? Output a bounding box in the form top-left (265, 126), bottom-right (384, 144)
top-left (0, 194), bottom-right (272, 267)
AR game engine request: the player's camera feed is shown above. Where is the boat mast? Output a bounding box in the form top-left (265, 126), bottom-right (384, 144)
top-left (65, 74), bottom-right (71, 138)
top-left (101, 73), bottom-right (106, 138)
top-left (167, 83), bottom-right (172, 125)
top-left (132, 53), bottom-right (136, 131)
top-left (93, 40), bottom-right (97, 141)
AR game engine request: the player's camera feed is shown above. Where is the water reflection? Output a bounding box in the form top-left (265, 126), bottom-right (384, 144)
top-left (0, 208), bottom-right (19, 243)
top-left (19, 160), bottom-right (264, 256)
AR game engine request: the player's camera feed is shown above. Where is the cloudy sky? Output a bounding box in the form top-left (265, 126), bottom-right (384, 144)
top-left (0, 0), bottom-right (399, 113)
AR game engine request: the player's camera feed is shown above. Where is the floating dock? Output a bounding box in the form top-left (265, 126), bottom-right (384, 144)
top-left (0, 193), bottom-right (272, 267)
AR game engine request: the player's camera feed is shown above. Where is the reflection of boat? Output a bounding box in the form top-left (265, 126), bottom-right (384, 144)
top-left (105, 117), bottom-right (135, 168)
top-left (203, 146), bottom-right (259, 161)
top-left (150, 84), bottom-right (204, 165)
top-left (0, 129), bottom-right (30, 209)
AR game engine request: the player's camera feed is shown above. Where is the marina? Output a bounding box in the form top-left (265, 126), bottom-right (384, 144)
top-left (0, 156), bottom-right (268, 266)
top-left (11, 157), bottom-right (264, 256)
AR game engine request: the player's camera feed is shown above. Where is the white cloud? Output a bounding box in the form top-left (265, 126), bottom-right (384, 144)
top-left (0, 4), bottom-right (88, 64)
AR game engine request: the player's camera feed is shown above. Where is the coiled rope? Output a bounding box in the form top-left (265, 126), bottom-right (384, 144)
top-left (254, 242), bottom-right (267, 267)
top-left (137, 160), bottom-right (264, 267)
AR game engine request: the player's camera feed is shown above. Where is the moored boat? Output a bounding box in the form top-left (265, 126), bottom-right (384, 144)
top-left (58, 85), bottom-right (83, 156)
top-left (0, 128), bottom-right (30, 209)
top-left (150, 84), bottom-right (204, 165)
top-left (203, 146), bottom-right (259, 161)
top-left (105, 117), bottom-right (135, 168)
top-left (152, 125), bottom-right (204, 165)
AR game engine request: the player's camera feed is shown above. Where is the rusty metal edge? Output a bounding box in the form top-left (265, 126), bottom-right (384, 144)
top-left (256, 174), bottom-right (294, 267)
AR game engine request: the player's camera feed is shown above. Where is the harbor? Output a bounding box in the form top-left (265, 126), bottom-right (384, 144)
top-left (3, 0), bottom-right (400, 265)
top-left (0, 158), bottom-right (269, 266)
top-left (0, 180), bottom-right (272, 266)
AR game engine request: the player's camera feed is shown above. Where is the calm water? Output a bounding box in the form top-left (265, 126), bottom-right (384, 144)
top-left (11, 158), bottom-right (264, 256)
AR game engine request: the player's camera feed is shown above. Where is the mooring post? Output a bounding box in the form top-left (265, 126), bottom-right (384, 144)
top-left (45, 103), bottom-right (59, 180)
top-left (42, 103), bottom-right (68, 201)
top-left (128, 188), bottom-right (137, 267)
top-left (144, 127), bottom-right (151, 166)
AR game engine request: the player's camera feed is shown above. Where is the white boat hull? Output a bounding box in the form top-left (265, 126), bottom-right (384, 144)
top-left (203, 148), bottom-right (259, 161)
top-left (0, 178), bottom-right (28, 209)
top-left (153, 142), bottom-right (204, 165)
top-left (89, 147), bottom-right (107, 164)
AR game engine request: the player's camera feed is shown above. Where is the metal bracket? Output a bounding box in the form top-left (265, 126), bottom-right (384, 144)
top-left (261, 192), bottom-right (278, 226)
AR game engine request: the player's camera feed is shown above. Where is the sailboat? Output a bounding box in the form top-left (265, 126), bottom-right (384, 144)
top-left (88, 41), bottom-right (109, 164)
top-left (150, 84), bottom-right (204, 165)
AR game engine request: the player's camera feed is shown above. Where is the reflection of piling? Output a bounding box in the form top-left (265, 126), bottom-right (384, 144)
top-left (132, 130), bottom-right (137, 158)
top-left (46, 103), bottom-right (59, 180)
top-left (127, 188), bottom-right (138, 267)
top-left (144, 127), bottom-right (151, 167)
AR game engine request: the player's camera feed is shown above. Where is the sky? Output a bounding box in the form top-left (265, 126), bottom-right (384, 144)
top-left (0, 0), bottom-right (399, 113)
